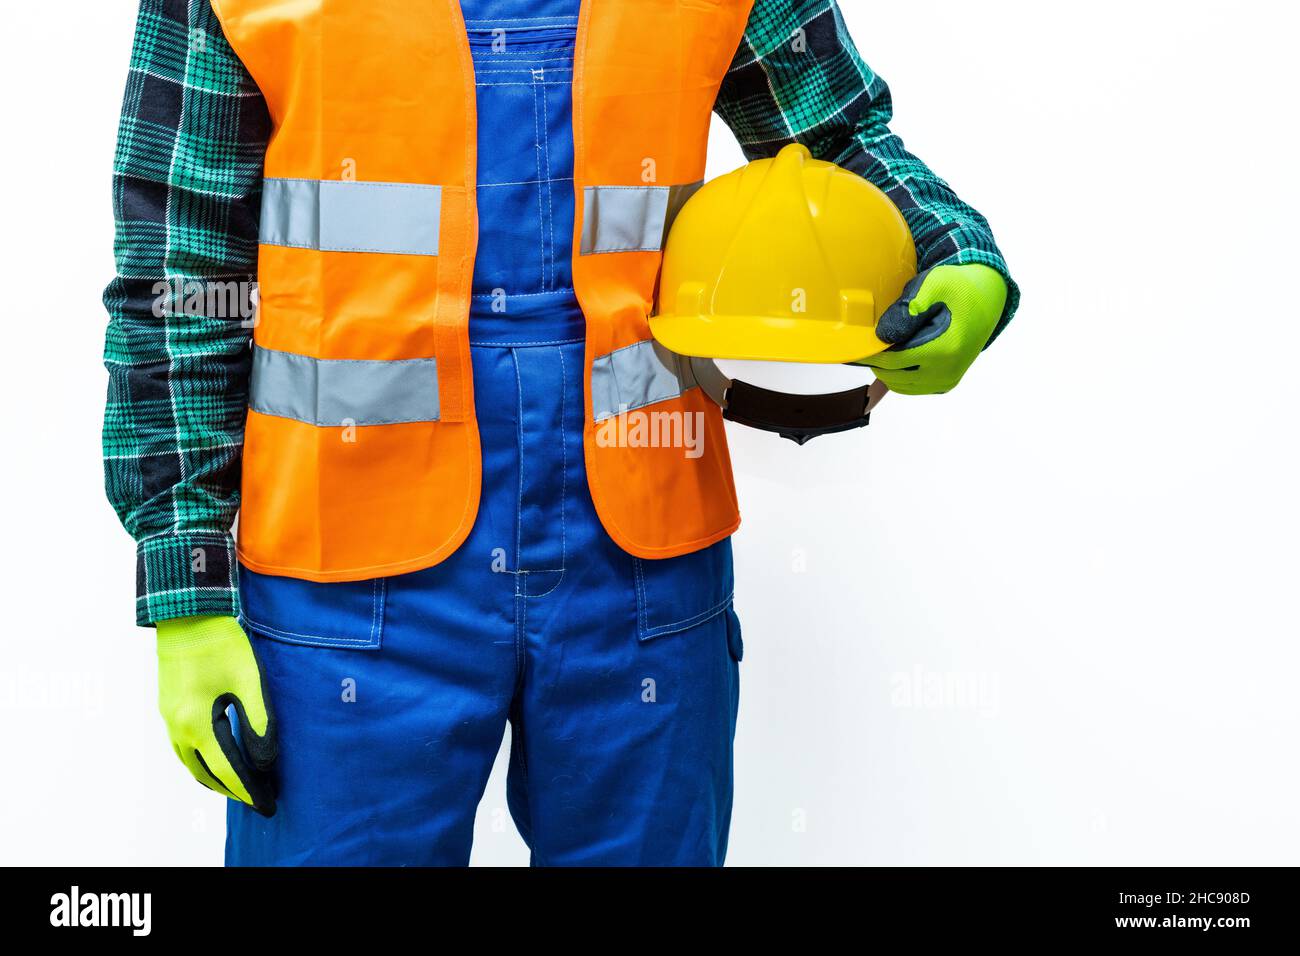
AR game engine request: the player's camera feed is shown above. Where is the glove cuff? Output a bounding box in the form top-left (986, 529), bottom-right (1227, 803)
top-left (156, 614), bottom-right (246, 655)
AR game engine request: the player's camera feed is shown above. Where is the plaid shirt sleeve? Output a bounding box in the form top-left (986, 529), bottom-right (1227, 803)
top-left (715, 0), bottom-right (1020, 339)
top-left (102, 0), bottom-right (270, 626)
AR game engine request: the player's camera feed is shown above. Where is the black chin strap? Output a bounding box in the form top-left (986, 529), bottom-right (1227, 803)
top-left (722, 379), bottom-right (874, 445)
top-left (686, 357), bottom-right (889, 445)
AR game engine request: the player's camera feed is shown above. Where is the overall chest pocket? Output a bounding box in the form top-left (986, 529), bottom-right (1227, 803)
top-left (239, 567), bottom-right (387, 651)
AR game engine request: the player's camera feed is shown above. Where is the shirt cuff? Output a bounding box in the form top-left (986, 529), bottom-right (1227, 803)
top-left (135, 532), bottom-right (241, 627)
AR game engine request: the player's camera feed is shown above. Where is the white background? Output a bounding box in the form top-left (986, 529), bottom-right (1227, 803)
top-left (1, 0), bottom-right (1296, 865)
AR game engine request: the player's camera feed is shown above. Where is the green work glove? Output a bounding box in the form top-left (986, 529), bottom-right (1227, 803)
top-left (860, 263), bottom-right (1009, 395)
top-left (156, 615), bottom-right (277, 816)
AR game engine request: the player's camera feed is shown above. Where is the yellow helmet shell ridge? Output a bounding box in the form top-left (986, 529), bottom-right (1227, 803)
top-left (652, 143), bottom-right (917, 364)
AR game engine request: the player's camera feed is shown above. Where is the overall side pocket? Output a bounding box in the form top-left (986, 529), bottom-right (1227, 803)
top-left (238, 567), bottom-right (387, 651)
top-left (633, 536), bottom-right (735, 642)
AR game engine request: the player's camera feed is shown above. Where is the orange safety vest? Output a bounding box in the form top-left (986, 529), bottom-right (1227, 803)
top-left (211, 0), bottom-right (749, 581)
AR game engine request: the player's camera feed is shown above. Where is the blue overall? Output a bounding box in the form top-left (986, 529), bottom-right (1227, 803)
top-left (226, 1), bottom-right (742, 866)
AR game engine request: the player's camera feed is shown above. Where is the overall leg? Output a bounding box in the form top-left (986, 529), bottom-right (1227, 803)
top-left (505, 340), bottom-right (743, 866)
top-left (226, 344), bottom-right (526, 866)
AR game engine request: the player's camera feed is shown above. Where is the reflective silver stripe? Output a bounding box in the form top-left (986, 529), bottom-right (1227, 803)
top-left (260, 178), bottom-right (441, 256)
top-left (580, 182), bottom-right (702, 255)
top-left (591, 339), bottom-right (700, 422)
top-left (250, 346), bottom-right (440, 426)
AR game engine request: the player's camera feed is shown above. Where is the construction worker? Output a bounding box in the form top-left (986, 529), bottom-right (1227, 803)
top-left (104, 0), bottom-right (1018, 866)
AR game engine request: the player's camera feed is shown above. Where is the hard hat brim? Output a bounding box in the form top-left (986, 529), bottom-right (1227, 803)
top-left (649, 313), bottom-right (890, 365)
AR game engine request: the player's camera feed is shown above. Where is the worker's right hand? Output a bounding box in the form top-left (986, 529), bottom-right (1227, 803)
top-left (156, 615), bottom-right (278, 816)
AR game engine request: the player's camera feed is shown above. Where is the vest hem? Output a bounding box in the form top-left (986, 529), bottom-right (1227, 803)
top-left (597, 515), bottom-right (741, 561)
top-left (235, 538), bottom-right (471, 583)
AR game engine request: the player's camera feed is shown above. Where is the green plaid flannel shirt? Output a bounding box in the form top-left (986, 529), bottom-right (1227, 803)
top-left (105, 0), bottom-right (1017, 626)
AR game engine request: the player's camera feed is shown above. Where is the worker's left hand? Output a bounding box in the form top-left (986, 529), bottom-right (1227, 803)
top-left (858, 263), bottom-right (1008, 395)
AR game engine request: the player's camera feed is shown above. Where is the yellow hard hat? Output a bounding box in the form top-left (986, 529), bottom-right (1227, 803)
top-left (651, 142), bottom-right (917, 365)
